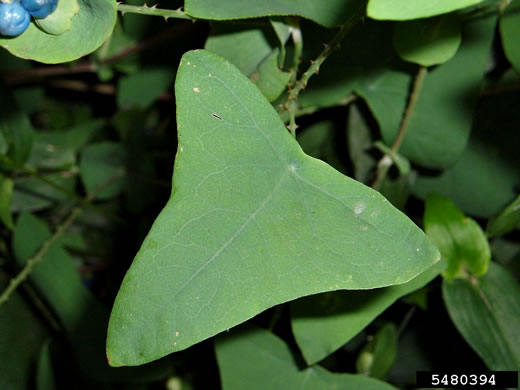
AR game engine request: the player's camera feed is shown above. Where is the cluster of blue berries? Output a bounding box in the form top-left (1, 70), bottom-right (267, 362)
top-left (0, 0), bottom-right (58, 36)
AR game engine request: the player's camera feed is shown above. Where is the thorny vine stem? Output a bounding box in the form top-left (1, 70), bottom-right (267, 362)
top-left (117, 3), bottom-right (194, 20)
top-left (283, 2), bottom-right (366, 137)
top-left (0, 208), bottom-right (82, 308)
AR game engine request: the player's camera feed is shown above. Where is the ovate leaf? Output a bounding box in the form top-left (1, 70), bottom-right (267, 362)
top-left (216, 325), bottom-right (398, 390)
top-left (106, 50), bottom-right (440, 366)
top-left (424, 194), bottom-right (490, 279)
top-left (186, 0), bottom-right (366, 28)
top-left (393, 14), bottom-right (462, 66)
top-left (443, 262), bottom-right (520, 370)
top-left (0, 0), bottom-right (117, 64)
top-left (367, 0), bottom-right (484, 20)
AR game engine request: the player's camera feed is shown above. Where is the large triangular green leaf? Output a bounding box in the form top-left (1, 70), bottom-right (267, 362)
top-left (106, 50), bottom-right (440, 366)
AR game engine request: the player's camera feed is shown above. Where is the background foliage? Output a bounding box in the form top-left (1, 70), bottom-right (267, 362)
top-left (0, 0), bottom-right (519, 389)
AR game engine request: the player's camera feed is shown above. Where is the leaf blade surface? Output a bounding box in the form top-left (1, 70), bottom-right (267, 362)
top-left (107, 50), bottom-right (440, 366)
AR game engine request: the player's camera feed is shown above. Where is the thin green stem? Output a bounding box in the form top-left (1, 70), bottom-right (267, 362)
top-left (0, 208), bottom-right (81, 308)
top-left (0, 171), bottom-right (123, 308)
top-left (117, 4), bottom-right (194, 20)
top-left (283, 2), bottom-right (366, 136)
top-left (371, 66), bottom-right (427, 191)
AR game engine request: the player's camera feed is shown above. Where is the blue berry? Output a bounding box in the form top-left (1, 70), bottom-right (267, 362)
top-left (0, 1), bottom-right (30, 37)
top-left (21, 0), bottom-right (57, 18)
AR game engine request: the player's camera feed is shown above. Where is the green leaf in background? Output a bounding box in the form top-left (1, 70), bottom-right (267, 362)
top-left (356, 323), bottom-right (397, 379)
top-left (250, 49), bottom-right (291, 102)
top-left (298, 16), bottom-right (494, 169)
top-left (35, 0), bottom-right (80, 36)
top-left (0, 174), bottom-right (14, 229)
top-left (206, 21), bottom-right (289, 76)
top-left (271, 19), bottom-right (289, 67)
top-left (216, 325), bottom-right (398, 390)
top-left (13, 213), bottom-right (92, 332)
top-left (0, 88), bottom-right (35, 166)
top-left (11, 174), bottom-right (76, 213)
top-left (347, 104), bottom-right (376, 184)
top-left (12, 213), bottom-right (174, 383)
top-left (0, 284), bottom-right (49, 390)
top-left (0, 131), bottom-right (7, 155)
top-left (26, 119), bottom-right (104, 170)
top-left (117, 68), bottom-right (175, 107)
top-left (36, 341), bottom-right (57, 390)
top-left (413, 88), bottom-right (520, 218)
top-left (95, 20), bottom-right (139, 76)
top-left (186, 0), bottom-right (366, 28)
top-left (387, 15), bottom-right (496, 169)
top-left (443, 262), bottom-right (520, 370)
top-left (13, 86), bottom-right (45, 115)
top-left (487, 195), bottom-right (520, 237)
top-left (500, 0), bottom-right (520, 73)
top-left (205, 21), bottom-right (291, 101)
top-left (367, 0), bottom-right (484, 20)
top-left (491, 237), bottom-right (520, 276)
top-left (0, 0), bottom-right (117, 64)
top-left (297, 120), bottom-right (347, 174)
top-left (393, 14), bottom-right (462, 66)
top-left (27, 140), bottom-right (75, 170)
top-left (291, 260), bottom-right (444, 365)
top-left (379, 172), bottom-right (415, 211)
top-left (299, 21), bottom-right (410, 148)
top-left (106, 50), bottom-right (440, 366)
top-left (424, 194), bottom-right (490, 279)
top-left (79, 142), bottom-right (127, 200)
